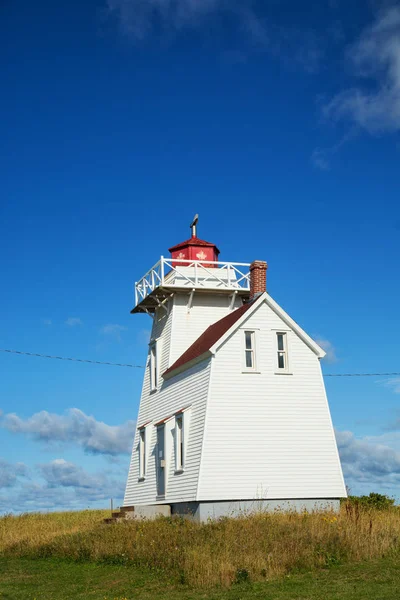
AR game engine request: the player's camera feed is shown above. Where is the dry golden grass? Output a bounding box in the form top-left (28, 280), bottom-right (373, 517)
top-left (1, 504), bottom-right (400, 588)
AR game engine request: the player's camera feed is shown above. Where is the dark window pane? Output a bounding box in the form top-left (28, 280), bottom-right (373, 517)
top-left (277, 334), bottom-right (284, 351)
top-left (246, 350), bottom-right (253, 368)
top-left (278, 352), bottom-right (285, 369)
top-left (245, 331), bottom-right (252, 350)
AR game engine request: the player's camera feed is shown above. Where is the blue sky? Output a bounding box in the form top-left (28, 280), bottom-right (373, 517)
top-left (1, 0), bottom-right (400, 511)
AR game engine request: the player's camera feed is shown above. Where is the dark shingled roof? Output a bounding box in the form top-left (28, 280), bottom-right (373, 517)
top-left (163, 300), bottom-right (255, 377)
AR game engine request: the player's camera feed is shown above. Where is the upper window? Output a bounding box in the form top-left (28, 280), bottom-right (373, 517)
top-left (244, 331), bottom-right (256, 370)
top-left (175, 415), bottom-right (184, 471)
top-left (149, 342), bottom-right (158, 390)
top-left (139, 428), bottom-right (146, 479)
top-left (276, 332), bottom-right (288, 371)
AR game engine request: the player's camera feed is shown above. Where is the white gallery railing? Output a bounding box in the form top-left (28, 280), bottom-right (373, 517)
top-left (134, 257), bottom-right (251, 307)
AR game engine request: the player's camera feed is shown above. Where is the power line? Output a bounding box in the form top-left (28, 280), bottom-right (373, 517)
top-left (0, 348), bottom-right (143, 369)
top-left (324, 372), bottom-right (400, 377)
top-left (0, 348), bottom-right (399, 377)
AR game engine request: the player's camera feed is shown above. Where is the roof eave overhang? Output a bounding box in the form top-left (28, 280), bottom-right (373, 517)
top-left (209, 292), bottom-right (326, 359)
top-left (162, 351), bottom-right (212, 381)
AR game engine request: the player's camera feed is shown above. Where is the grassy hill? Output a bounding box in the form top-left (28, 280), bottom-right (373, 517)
top-left (0, 502), bottom-right (399, 598)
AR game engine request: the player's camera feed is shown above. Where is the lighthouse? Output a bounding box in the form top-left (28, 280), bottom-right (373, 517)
top-left (123, 218), bottom-right (346, 520)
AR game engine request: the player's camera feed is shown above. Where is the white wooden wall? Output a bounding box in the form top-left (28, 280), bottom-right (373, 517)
top-left (168, 293), bottom-right (242, 365)
top-left (124, 292), bottom-right (226, 506)
top-left (197, 300), bottom-right (346, 501)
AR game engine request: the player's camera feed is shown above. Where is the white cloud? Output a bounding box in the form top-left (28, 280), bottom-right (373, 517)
top-left (41, 319), bottom-right (52, 326)
top-left (1, 409), bottom-right (135, 456)
top-left (100, 323), bottom-right (128, 342)
top-left (0, 461), bottom-right (126, 514)
top-left (38, 459), bottom-right (123, 494)
top-left (336, 429), bottom-right (400, 494)
top-left (324, 7), bottom-right (400, 134)
top-left (315, 337), bottom-right (338, 363)
top-left (0, 460), bottom-right (28, 489)
top-left (65, 317), bottom-right (83, 327)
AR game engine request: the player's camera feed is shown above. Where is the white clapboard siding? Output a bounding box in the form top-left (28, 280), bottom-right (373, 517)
top-left (197, 300), bottom-right (346, 501)
top-left (124, 356), bottom-right (212, 506)
top-left (168, 293), bottom-right (242, 366)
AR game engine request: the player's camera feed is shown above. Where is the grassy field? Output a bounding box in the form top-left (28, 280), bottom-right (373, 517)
top-left (0, 555), bottom-right (399, 599)
top-left (0, 503), bottom-right (399, 598)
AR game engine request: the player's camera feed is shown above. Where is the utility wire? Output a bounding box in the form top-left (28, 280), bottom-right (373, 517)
top-left (0, 348), bottom-right (143, 369)
top-left (0, 348), bottom-right (399, 377)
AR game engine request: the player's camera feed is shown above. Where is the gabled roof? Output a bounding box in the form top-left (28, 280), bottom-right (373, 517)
top-left (163, 300), bottom-right (255, 378)
top-left (163, 292), bottom-right (326, 379)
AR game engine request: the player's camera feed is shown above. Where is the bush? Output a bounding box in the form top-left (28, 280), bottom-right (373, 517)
top-left (344, 493), bottom-right (395, 511)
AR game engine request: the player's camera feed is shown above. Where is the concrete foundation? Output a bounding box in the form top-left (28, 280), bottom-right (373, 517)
top-left (124, 504), bottom-right (171, 520)
top-left (171, 499), bottom-right (341, 522)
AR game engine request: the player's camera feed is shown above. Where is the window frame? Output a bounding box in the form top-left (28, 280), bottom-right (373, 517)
top-left (275, 331), bottom-right (290, 374)
top-left (242, 329), bottom-right (259, 372)
top-left (138, 428), bottom-right (146, 480)
top-left (149, 341), bottom-right (158, 391)
top-left (175, 414), bottom-right (184, 473)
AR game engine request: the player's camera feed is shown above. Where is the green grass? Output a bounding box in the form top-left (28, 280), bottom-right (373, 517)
top-left (0, 555), bottom-right (399, 600)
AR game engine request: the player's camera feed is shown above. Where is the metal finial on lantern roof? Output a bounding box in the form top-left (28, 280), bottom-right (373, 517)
top-left (190, 214), bottom-right (199, 238)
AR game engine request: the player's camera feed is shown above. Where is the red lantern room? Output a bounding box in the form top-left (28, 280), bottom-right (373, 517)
top-left (168, 215), bottom-right (220, 268)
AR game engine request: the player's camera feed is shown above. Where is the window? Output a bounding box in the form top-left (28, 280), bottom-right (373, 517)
top-left (276, 332), bottom-right (288, 371)
top-left (244, 331), bottom-right (255, 369)
top-left (149, 342), bottom-right (157, 390)
top-left (175, 415), bottom-right (184, 471)
top-left (139, 428), bottom-right (146, 479)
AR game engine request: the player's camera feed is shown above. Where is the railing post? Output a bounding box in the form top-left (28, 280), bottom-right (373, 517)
top-left (194, 261), bottom-right (198, 285)
top-left (161, 256), bottom-right (165, 285)
top-left (227, 263), bottom-right (231, 287)
top-left (134, 283), bottom-right (138, 306)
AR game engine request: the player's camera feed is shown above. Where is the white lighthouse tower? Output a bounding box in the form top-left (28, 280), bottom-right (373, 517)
top-left (123, 218), bottom-right (346, 520)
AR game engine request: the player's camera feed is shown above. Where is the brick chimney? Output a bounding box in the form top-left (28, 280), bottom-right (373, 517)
top-left (250, 260), bottom-right (268, 299)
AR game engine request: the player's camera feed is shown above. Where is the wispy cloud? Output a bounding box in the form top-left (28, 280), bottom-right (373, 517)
top-left (106, 1), bottom-right (324, 72)
top-left (324, 7), bottom-right (400, 134)
top-left (311, 127), bottom-right (357, 170)
top-left (384, 377), bottom-right (400, 394)
top-left (1, 409), bottom-right (135, 456)
top-left (315, 337), bottom-right (338, 363)
top-left (311, 148), bottom-right (331, 171)
top-left (100, 324), bottom-right (128, 342)
top-left (41, 319), bottom-right (52, 326)
top-left (65, 317), bottom-right (83, 327)
top-left (107, 0), bottom-right (245, 39)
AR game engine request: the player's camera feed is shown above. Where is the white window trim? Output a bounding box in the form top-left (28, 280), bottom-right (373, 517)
top-left (149, 339), bottom-right (160, 392)
top-left (274, 331), bottom-right (292, 375)
top-left (173, 406), bottom-right (191, 475)
top-left (175, 414), bottom-right (184, 473)
top-left (138, 427), bottom-right (146, 480)
top-left (241, 328), bottom-right (260, 373)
